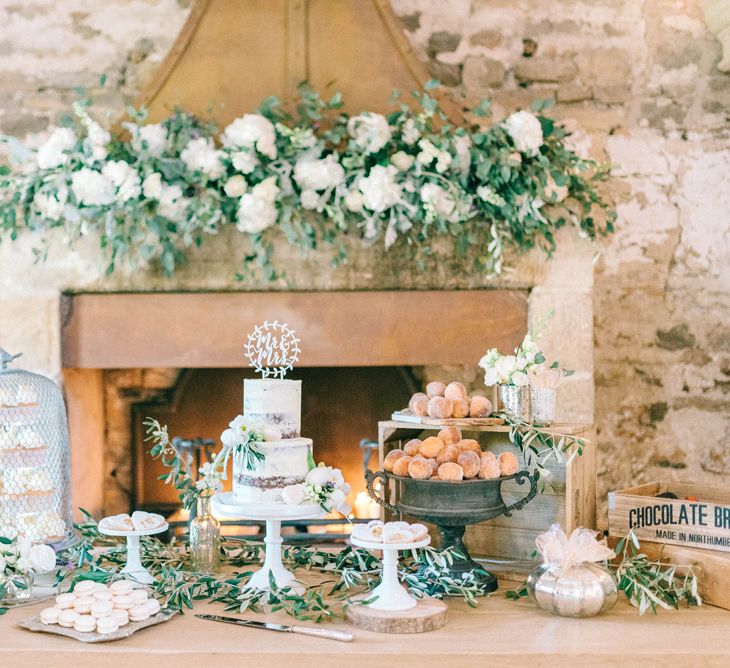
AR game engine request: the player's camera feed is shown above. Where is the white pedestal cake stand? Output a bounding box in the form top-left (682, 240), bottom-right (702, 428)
top-left (212, 492), bottom-right (325, 595)
top-left (97, 523), bottom-right (168, 588)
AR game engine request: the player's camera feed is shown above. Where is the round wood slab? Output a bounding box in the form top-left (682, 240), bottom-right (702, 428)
top-left (346, 597), bottom-right (448, 634)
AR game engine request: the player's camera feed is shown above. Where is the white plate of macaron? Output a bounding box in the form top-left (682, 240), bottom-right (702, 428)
top-left (19, 578), bottom-right (173, 642)
top-left (350, 520), bottom-right (431, 550)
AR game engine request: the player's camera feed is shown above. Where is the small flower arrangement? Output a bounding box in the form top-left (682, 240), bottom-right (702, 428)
top-left (0, 535), bottom-right (57, 600)
top-left (282, 464), bottom-right (352, 516)
top-left (219, 414), bottom-right (265, 471)
top-left (479, 333), bottom-right (544, 387)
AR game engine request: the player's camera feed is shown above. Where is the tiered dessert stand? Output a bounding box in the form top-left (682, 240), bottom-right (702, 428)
top-left (346, 534), bottom-right (448, 633)
top-left (212, 492), bottom-right (325, 595)
top-left (98, 521), bottom-right (169, 587)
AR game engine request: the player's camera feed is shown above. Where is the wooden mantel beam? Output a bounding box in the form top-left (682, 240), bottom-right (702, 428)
top-left (61, 291), bottom-right (527, 369)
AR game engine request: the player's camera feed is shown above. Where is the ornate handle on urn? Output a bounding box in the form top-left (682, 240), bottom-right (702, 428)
top-left (365, 470), bottom-right (400, 517)
top-left (503, 470), bottom-right (538, 516)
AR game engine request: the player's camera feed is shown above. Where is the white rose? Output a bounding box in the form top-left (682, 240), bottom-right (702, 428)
top-left (390, 151), bottom-right (414, 171)
top-left (483, 368), bottom-right (498, 386)
top-left (29, 544), bottom-right (56, 573)
top-left (504, 110), bottom-right (543, 156)
top-left (358, 165), bottom-right (401, 212)
top-left (37, 127), bottom-right (76, 169)
top-left (157, 183), bottom-right (188, 221)
top-left (305, 466), bottom-right (336, 487)
top-left (401, 118), bottom-right (420, 145)
top-left (220, 428), bottom-right (240, 448)
top-left (236, 177), bottom-right (280, 234)
top-left (344, 189), bottom-right (363, 212)
top-left (347, 112), bottom-right (391, 154)
top-left (102, 161), bottom-right (141, 202)
top-left (142, 172), bottom-right (163, 199)
top-left (281, 484), bottom-right (307, 505)
top-left (133, 123), bottom-right (167, 157)
top-left (300, 189), bottom-right (319, 210)
top-left (231, 150), bottom-right (259, 174)
top-left (293, 154), bottom-right (344, 191)
top-left (180, 138), bottom-right (225, 179)
top-left (223, 114), bottom-right (277, 159)
top-left (420, 183), bottom-right (458, 222)
top-left (33, 186), bottom-right (68, 221)
top-left (454, 134), bottom-right (472, 173)
top-left (71, 168), bottom-right (115, 206)
top-left (224, 175), bottom-right (247, 198)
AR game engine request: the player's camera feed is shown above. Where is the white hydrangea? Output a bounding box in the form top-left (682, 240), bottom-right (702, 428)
top-left (33, 187), bottom-right (67, 221)
top-left (102, 160), bottom-right (141, 202)
top-left (358, 165), bottom-right (401, 213)
top-left (294, 154), bottom-right (344, 191)
top-left (231, 150), bottom-right (259, 174)
top-left (236, 176), bottom-right (280, 234)
top-left (180, 137), bottom-right (225, 179)
top-left (130, 123), bottom-right (167, 157)
top-left (36, 128), bottom-right (76, 170)
top-left (142, 172), bottom-right (163, 199)
top-left (223, 114), bottom-right (277, 159)
top-left (347, 112), bottom-right (391, 154)
top-left (420, 183), bottom-right (459, 222)
top-left (71, 168), bottom-right (115, 206)
top-left (504, 110), bottom-right (544, 156)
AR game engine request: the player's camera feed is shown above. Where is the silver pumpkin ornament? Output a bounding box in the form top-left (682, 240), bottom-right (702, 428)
top-left (527, 561), bottom-right (618, 618)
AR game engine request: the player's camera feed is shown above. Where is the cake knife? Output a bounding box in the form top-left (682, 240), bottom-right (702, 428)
top-left (195, 614), bottom-right (354, 642)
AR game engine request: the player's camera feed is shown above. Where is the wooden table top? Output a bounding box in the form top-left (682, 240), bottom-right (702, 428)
top-left (2, 585), bottom-right (729, 668)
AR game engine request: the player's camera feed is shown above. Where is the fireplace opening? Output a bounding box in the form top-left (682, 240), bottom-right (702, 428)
top-left (130, 366), bottom-right (416, 534)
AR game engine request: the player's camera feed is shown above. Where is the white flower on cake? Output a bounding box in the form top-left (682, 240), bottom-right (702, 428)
top-left (36, 127), bottom-right (76, 170)
top-left (294, 154), bottom-right (345, 192)
top-left (71, 168), bottom-right (116, 206)
top-left (223, 114), bottom-right (278, 159)
top-left (347, 112), bottom-right (391, 154)
top-left (180, 137), bottom-right (225, 179)
top-left (220, 414), bottom-right (258, 447)
top-left (281, 464), bottom-right (351, 514)
top-left (504, 110), bottom-right (544, 157)
top-left (359, 165), bottom-right (401, 212)
top-left (236, 176), bottom-right (280, 234)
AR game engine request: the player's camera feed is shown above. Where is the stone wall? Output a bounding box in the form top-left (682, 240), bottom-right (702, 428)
top-left (0, 0), bottom-right (728, 524)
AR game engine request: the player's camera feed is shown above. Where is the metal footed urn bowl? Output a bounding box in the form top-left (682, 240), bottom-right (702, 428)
top-left (366, 469), bottom-right (537, 593)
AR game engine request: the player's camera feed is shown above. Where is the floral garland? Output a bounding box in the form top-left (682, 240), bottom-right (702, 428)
top-left (0, 82), bottom-right (614, 279)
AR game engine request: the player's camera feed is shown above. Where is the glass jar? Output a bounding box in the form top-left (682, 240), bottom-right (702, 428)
top-left (189, 492), bottom-right (220, 573)
top-left (498, 384), bottom-right (530, 421)
top-left (0, 572), bottom-right (33, 604)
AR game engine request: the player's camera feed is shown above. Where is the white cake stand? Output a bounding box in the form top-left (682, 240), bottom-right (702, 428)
top-left (350, 535), bottom-right (431, 611)
top-left (212, 491), bottom-right (325, 595)
top-left (97, 523), bottom-right (168, 588)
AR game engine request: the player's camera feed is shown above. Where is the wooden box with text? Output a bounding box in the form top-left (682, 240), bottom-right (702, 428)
top-left (608, 482), bottom-right (730, 553)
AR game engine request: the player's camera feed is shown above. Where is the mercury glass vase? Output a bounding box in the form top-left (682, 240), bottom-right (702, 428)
top-left (498, 384), bottom-right (530, 421)
top-left (0, 572), bottom-right (33, 604)
top-left (527, 562), bottom-right (618, 618)
top-left (529, 386), bottom-right (557, 425)
top-left (189, 493), bottom-right (220, 574)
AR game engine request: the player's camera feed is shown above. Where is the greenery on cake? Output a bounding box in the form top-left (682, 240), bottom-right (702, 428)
top-left (0, 80), bottom-right (614, 281)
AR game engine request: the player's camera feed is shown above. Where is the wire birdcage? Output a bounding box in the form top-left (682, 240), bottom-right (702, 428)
top-left (0, 349), bottom-right (73, 548)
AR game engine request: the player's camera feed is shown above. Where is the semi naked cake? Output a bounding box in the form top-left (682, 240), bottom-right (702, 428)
top-left (233, 379), bottom-right (313, 504)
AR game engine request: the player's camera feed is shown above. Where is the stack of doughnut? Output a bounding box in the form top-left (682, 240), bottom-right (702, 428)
top-left (408, 381), bottom-right (493, 420)
top-left (383, 426), bottom-right (520, 482)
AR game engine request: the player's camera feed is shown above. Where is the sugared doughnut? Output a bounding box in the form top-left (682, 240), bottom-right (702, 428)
top-left (420, 436), bottom-right (445, 459)
top-left (444, 382), bottom-right (468, 401)
top-left (437, 426), bottom-right (462, 445)
top-left (429, 458), bottom-right (440, 475)
top-left (40, 607), bottom-right (61, 625)
top-left (436, 444), bottom-right (460, 464)
top-left (383, 448), bottom-right (406, 472)
top-left (426, 381), bottom-right (446, 398)
top-left (457, 439), bottom-right (482, 455)
top-left (499, 451), bottom-right (520, 476)
top-left (437, 462), bottom-right (464, 482)
top-left (73, 614), bottom-right (96, 633)
top-left (457, 451), bottom-right (481, 478)
top-left (469, 394), bottom-right (493, 418)
top-left (408, 456), bottom-right (433, 480)
top-left (392, 455), bottom-right (413, 477)
top-left (408, 393), bottom-right (429, 416)
top-left (451, 398), bottom-right (470, 418)
top-left (478, 452), bottom-right (501, 479)
top-left (403, 438), bottom-right (422, 457)
top-left (427, 396), bottom-right (453, 419)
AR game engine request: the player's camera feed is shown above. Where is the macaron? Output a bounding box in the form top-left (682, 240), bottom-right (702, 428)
top-left (113, 594), bottom-right (134, 610)
top-left (74, 595), bottom-right (95, 614)
top-left (128, 605), bottom-right (150, 622)
top-left (130, 589), bottom-right (149, 605)
top-left (58, 609), bottom-right (79, 628)
top-left (93, 589), bottom-right (114, 602)
top-left (55, 593), bottom-right (76, 609)
top-left (145, 598), bottom-right (161, 616)
top-left (96, 617), bottom-right (119, 635)
top-left (90, 600), bottom-right (113, 619)
top-left (109, 580), bottom-right (134, 596)
top-left (73, 614), bottom-right (97, 633)
top-left (40, 607), bottom-right (61, 625)
top-left (110, 609), bottom-right (129, 626)
top-left (92, 582), bottom-right (109, 592)
top-left (73, 580), bottom-right (96, 595)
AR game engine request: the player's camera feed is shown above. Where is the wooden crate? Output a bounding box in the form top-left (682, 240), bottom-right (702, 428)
top-left (377, 420), bottom-right (596, 572)
top-left (608, 482), bottom-right (730, 554)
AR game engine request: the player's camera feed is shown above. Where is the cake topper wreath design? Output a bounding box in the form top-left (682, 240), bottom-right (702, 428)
top-left (244, 320), bottom-right (301, 379)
